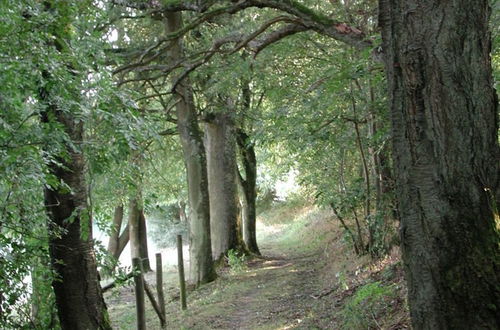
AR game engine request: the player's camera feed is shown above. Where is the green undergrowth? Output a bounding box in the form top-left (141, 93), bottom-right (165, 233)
top-left (340, 281), bottom-right (397, 329)
top-left (225, 249), bottom-right (247, 274)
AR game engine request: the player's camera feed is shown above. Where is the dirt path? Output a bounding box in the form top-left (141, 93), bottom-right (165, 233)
top-left (107, 208), bottom-right (408, 329)
top-left (162, 239), bottom-right (338, 330)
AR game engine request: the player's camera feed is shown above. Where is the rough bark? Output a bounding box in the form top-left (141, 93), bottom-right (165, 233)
top-left (205, 111), bottom-right (242, 261)
top-left (236, 130), bottom-right (260, 255)
top-left (380, 0), bottom-right (500, 328)
top-left (41, 102), bottom-right (111, 330)
top-left (164, 11), bottom-right (215, 286)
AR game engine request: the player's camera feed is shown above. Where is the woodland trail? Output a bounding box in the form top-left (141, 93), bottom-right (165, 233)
top-left (107, 208), bottom-right (408, 329)
top-left (165, 241), bottom-right (336, 330)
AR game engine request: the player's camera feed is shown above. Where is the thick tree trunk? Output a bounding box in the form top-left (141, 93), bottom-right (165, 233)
top-left (206, 111), bottom-right (242, 261)
top-left (164, 12), bottom-right (215, 286)
top-left (236, 130), bottom-right (260, 255)
top-left (35, 3), bottom-right (110, 328)
top-left (128, 196), bottom-right (151, 272)
top-left (380, 0), bottom-right (500, 328)
top-left (42, 109), bottom-right (110, 329)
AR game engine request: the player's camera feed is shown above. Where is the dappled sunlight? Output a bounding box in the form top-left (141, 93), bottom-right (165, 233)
top-left (279, 318), bottom-right (303, 329)
top-left (259, 263), bottom-right (293, 271)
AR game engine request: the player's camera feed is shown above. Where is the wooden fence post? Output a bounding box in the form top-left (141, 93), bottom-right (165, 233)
top-left (132, 257), bottom-right (146, 330)
top-left (156, 253), bottom-right (166, 328)
top-left (177, 235), bottom-right (187, 310)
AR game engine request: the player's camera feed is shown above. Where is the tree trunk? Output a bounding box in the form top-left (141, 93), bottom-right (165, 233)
top-left (236, 130), bottom-right (260, 255)
top-left (164, 12), bottom-right (215, 286)
top-left (41, 105), bottom-right (111, 330)
top-left (128, 196), bottom-right (151, 272)
top-left (35, 3), bottom-right (111, 329)
top-left (107, 204), bottom-right (125, 258)
top-left (379, 0), bottom-right (500, 328)
top-left (115, 223), bottom-right (129, 258)
top-left (178, 201), bottom-right (187, 223)
top-left (139, 210), bottom-right (150, 270)
top-left (205, 111), bottom-right (242, 261)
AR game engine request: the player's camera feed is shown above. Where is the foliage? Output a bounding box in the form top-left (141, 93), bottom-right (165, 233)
top-left (148, 202), bottom-right (188, 249)
top-left (225, 249), bottom-right (247, 274)
top-left (491, 0), bottom-right (500, 91)
top-left (340, 281), bottom-right (396, 329)
top-left (251, 27), bottom-right (394, 256)
top-left (0, 0), bottom-right (139, 326)
top-left (1, 0), bottom-right (495, 325)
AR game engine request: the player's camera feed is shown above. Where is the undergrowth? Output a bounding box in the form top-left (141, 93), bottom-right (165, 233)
top-left (341, 281), bottom-right (397, 329)
top-left (226, 249), bottom-right (247, 274)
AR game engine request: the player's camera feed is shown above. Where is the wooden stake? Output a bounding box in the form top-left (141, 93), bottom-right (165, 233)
top-left (132, 257), bottom-right (146, 330)
top-left (156, 253), bottom-right (166, 327)
top-left (177, 235), bottom-right (187, 310)
top-left (144, 281), bottom-right (165, 325)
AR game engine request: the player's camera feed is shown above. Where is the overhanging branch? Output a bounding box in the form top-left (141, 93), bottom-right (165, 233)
top-left (111, 0), bottom-right (374, 90)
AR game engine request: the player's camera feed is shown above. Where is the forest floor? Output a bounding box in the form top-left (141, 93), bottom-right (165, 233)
top-left (106, 202), bottom-right (410, 329)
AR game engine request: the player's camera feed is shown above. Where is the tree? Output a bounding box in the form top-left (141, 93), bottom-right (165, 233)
top-left (107, 204), bottom-right (129, 261)
top-left (379, 0), bottom-right (500, 327)
top-left (38, 1), bottom-right (111, 327)
top-left (97, 1), bottom-right (500, 326)
top-left (235, 76), bottom-right (261, 255)
top-left (164, 11), bottom-right (216, 286)
top-left (128, 192), bottom-right (152, 272)
top-left (40, 82), bottom-right (110, 329)
top-left (236, 128), bottom-right (261, 255)
top-left (205, 106), bottom-right (243, 261)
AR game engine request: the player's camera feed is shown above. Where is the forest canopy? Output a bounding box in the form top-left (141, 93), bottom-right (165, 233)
top-left (0, 0), bottom-right (499, 329)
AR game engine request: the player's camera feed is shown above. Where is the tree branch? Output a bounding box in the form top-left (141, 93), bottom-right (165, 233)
top-left (112, 0), bottom-right (373, 89)
top-left (110, 0), bottom-right (208, 12)
top-left (248, 23), bottom-right (308, 57)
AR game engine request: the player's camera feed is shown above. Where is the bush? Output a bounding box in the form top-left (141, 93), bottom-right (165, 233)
top-left (225, 249), bottom-right (247, 274)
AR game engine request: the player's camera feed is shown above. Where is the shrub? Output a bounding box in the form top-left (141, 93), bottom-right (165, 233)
top-left (225, 249), bottom-right (247, 274)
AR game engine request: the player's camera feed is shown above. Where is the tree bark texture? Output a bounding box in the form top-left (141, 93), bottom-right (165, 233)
top-left (206, 111), bottom-right (242, 260)
top-left (379, 0), bottom-right (500, 328)
top-left (236, 130), bottom-right (260, 255)
top-left (164, 12), bottom-right (215, 286)
top-left (42, 108), bottom-right (111, 330)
